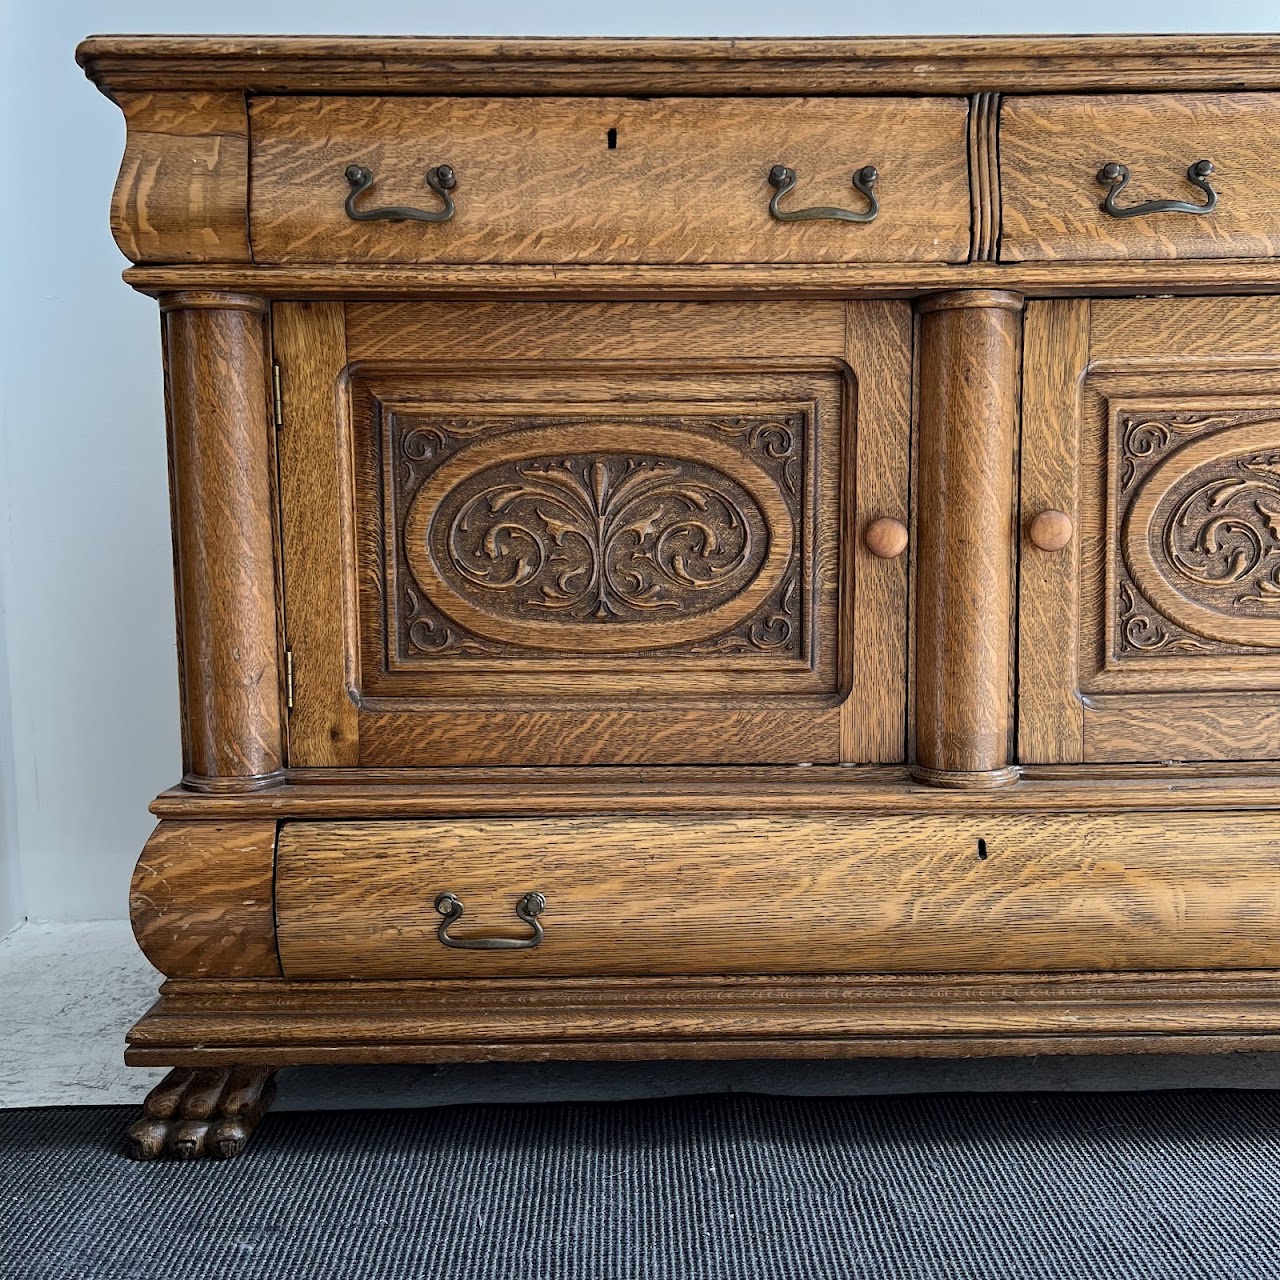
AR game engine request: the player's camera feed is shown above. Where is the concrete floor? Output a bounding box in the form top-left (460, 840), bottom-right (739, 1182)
top-left (4, 918), bottom-right (1280, 1111)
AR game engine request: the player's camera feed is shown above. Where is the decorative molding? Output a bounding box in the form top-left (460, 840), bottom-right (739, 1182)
top-left (967, 92), bottom-right (1001, 263)
top-left (1115, 409), bottom-right (1280, 655)
top-left (79, 35), bottom-right (1280, 100)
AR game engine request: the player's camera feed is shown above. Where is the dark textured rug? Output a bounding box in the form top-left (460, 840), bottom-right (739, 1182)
top-left (3, 1091), bottom-right (1279, 1279)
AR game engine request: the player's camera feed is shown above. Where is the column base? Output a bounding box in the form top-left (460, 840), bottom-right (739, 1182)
top-left (910, 765), bottom-right (1022, 789)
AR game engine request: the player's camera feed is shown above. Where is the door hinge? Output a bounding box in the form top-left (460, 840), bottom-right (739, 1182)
top-left (284, 648), bottom-right (295, 711)
top-left (272, 361), bottom-right (284, 430)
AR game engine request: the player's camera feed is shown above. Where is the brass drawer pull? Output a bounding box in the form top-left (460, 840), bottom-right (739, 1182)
top-left (1096, 159), bottom-right (1217, 219)
top-left (343, 163), bottom-right (457, 223)
top-left (433, 891), bottom-right (546, 950)
top-left (767, 164), bottom-right (879, 224)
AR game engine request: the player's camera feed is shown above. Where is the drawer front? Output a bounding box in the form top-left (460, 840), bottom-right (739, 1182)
top-left (249, 95), bottom-right (971, 265)
top-left (1001, 93), bottom-right (1280, 262)
top-left (275, 813), bottom-right (1280, 979)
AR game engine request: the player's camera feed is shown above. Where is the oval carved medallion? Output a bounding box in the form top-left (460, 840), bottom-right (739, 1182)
top-left (1123, 419), bottom-right (1280, 648)
top-left (403, 424), bottom-right (794, 652)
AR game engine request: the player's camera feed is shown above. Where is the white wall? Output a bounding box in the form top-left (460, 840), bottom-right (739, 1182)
top-left (2, 1), bottom-right (1276, 926)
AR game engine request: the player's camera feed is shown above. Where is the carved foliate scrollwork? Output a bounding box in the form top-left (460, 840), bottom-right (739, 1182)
top-left (1159, 451), bottom-right (1280, 607)
top-left (438, 454), bottom-right (767, 622)
top-left (387, 411), bottom-right (805, 661)
top-left (1116, 410), bottom-right (1280, 655)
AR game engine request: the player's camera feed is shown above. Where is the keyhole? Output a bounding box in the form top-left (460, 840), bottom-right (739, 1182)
top-left (976, 838), bottom-right (988, 861)
top-left (606, 127), bottom-right (618, 149)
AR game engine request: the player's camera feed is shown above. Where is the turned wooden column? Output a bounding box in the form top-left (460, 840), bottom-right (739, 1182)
top-left (160, 292), bottom-right (283, 789)
top-left (913, 290), bottom-right (1023, 787)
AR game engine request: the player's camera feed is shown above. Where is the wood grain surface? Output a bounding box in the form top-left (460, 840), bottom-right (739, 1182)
top-left (1088, 294), bottom-right (1280, 364)
top-left (161, 293), bottom-right (283, 784)
top-left (275, 812), bottom-right (1280, 979)
top-left (249, 95), bottom-right (970, 266)
top-left (913, 291), bottom-right (1022, 779)
top-left (1002, 93), bottom-right (1280, 262)
top-left (148, 766), bottom-right (1280, 822)
top-left (273, 302), bottom-right (359, 768)
top-left (271, 298), bottom-right (915, 766)
top-left (967, 92), bottom-right (1001, 263)
top-left (844, 302), bottom-right (912, 762)
top-left (110, 92), bottom-right (250, 264)
top-left (1017, 299), bottom-right (1089, 763)
top-left (130, 820), bottom-right (280, 978)
top-left (80, 36), bottom-right (1280, 1083)
top-left (78, 35), bottom-right (1280, 98)
top-left (1067, 299), bottom-right (1280, 763)
top-left (126, 969), bottom-right (1280, 1065)
top-left (121, 259), bottom-right (1280, 301)
top-left (1083, 698), bottom-right (1280, 763)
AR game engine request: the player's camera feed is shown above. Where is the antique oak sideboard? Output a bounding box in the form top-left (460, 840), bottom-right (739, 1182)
top-left (77, 35), bottom-right (1280, 1159)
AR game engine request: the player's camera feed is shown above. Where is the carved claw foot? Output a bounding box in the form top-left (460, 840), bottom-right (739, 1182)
top-left (126, 1066), bottom-right (278, 1161)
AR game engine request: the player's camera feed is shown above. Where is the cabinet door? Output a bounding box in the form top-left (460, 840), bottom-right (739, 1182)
top-left (275, 300), bottom-right (911, 767)
top-left (1019, 296), bottom-right (1280, 763)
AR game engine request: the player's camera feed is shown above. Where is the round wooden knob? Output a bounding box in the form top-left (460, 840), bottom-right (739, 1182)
top-left (1029, 509), bottom-right (1073, 552)
top-left (864, 517), bottom-right (909, 559)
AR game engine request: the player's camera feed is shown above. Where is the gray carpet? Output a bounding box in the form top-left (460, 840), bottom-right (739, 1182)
top-left (3, 1091), bottom-right (1279, 1279)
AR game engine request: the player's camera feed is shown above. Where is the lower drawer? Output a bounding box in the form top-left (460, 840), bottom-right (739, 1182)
top-left (274, 813), bottom-right (1280, 979)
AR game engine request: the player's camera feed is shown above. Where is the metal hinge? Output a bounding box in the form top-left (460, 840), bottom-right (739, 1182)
top-left (284, 648), bottom-right (295, 711)
top-left (272, 362), bottom-right (284, 430)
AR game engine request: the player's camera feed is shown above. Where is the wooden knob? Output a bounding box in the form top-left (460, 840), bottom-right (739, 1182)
top-left (864, 516), bottom-right (909, 559)
top-left (1029, 509), bottom-right (1073, 552)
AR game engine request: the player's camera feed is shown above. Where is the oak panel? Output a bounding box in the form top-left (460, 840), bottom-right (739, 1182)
top-left (843, 301), bottom-right (912, 762)
top-left (1088, 295), bottom-right (1280, 364)
top-left (274, 303), bottom-right (360, 767)
top-left (1002, 93), bottom-right (1280, 262)
top-left (1083, 698), bottom-right (1280, 763)
top-left (273, 298), bottom-right (910, 765)
top-left (1019, 296), bottom-right (1280, 764)
top-left (250, 95), bottom-right (970, 265)
top-left (1017, 299), bottom-right (1089, 763)
top-left (276, 812), bottom-right (1280, 979)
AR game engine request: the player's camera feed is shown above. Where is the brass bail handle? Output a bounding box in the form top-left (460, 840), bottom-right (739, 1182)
top-left (434, 891), bottom-right (547, 950)
top-left (344, 162), bottom-right (458, 223)
top-left (767, 163), bottom-right (880, 224)
top-left (1097, 159), bottom-right (1218, 219)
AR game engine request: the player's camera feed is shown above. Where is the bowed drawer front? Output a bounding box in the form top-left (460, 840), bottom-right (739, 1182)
top-left (248, 95), bottom-right (972, 264)
top-left (1001, 92), bottom-right (1280, 262)
top-left (274, 813), bottom-right (1280, 980)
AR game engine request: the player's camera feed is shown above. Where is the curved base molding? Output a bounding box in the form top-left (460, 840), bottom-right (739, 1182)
top-left (125, 972), bottom-right (1280, 1066)
top-left (909, 765), bottom-right (1023, 789)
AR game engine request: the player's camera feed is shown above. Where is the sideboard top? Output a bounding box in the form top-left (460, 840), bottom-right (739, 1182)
top-left (77, 34), bottom-right (1280, 99)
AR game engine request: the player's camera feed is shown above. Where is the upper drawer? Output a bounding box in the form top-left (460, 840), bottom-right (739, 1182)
top-left (248, 95), bottom-right (971, 265)
top-left (1001, 92), bottom-right (1280, 262)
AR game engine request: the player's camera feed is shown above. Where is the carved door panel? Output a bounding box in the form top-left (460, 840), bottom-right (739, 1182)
top-left (1019, 296), bottom-right (1280, 763)
top-left (275, 300), bottom-right (911, 767)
